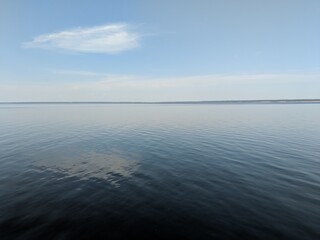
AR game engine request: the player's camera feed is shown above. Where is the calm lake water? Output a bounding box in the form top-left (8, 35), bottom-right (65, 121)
top-left (0, 104), bottom-right (319, 239)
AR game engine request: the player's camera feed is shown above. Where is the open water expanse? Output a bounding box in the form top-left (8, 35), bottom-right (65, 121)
top-left (0, 104), bottom-right (319, 239)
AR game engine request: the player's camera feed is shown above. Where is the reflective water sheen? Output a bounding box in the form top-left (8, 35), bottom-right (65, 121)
top-left (0, 104), bottom-right (320, 239)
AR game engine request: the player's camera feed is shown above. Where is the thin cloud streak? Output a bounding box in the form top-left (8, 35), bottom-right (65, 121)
top-left (23, 24), bottom-right (140, 53)
top-left (70, 73), bottom-right (320, 89)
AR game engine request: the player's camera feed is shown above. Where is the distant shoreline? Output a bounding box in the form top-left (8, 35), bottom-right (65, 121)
top-left (1, 99), bottom-right (320, 105)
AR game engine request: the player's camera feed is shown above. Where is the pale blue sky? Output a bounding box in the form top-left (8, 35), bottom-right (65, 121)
top-left (0, 0), bottom-right (319, 101)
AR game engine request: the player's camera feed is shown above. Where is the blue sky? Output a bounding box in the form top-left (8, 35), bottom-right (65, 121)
top-left (0, 0), bottom-right (319, 101)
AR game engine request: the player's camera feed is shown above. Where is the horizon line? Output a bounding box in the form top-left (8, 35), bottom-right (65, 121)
top-left (1, 98), bottom-right (320, 104)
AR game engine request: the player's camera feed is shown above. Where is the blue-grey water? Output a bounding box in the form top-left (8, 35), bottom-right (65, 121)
top-left (0, 104), bottom-right (320, 239)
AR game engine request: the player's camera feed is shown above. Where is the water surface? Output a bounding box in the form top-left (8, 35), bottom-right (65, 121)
top-left (0, 104), bottom-right (319, 239)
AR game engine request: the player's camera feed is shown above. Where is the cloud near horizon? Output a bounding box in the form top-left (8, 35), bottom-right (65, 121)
top-left (23, 24), bottom-right (139, 53)
top-left (1, 73), bottom-right (319, 102)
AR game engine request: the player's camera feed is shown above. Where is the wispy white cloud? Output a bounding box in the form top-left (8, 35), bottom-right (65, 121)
top-left (23, 24), bottom-right (140, 53)
top-left (54, 70), bottom-right (108, 77)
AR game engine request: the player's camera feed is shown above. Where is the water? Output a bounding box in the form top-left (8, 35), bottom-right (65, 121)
top-left (0, 104), bottom-right (319, 239)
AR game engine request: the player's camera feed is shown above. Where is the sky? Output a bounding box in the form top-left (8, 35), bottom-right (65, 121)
top-left (0, 0), bottom-right (319, 102)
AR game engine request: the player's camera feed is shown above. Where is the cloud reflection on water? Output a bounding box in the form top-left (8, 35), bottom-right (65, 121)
top-left (34, 148), bottom-right (139, 186)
